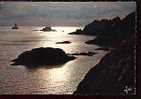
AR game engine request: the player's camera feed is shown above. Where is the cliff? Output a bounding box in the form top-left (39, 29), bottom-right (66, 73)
top-left (69, 12), bottom-right (135, 47)
top-left (85, 12), bottom-right (135, 47)
top-left (74, 35), bottom-right (135, 95)
top-left (73, 12), bottom-right (136, 95)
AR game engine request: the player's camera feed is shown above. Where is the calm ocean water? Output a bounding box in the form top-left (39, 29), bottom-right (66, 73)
top-left (0, 26), bottom-right (107, 94)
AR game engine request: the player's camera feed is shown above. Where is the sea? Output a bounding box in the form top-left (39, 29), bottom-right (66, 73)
top-left (0, 26), bottom-right (107, 94)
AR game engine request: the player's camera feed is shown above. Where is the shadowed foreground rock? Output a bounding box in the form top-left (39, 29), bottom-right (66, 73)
top-left (74, 36), bottom-right (135, 95)
top-left (11, 47), bottom-right (75, 68)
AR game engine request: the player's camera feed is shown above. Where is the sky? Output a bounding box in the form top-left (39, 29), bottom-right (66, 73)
top-left (0, 2), bottom-right (136, 26)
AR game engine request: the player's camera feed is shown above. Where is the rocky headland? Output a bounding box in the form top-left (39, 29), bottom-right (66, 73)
top-left (73, 12), bottom-right (136, 95)
top-left (70, 12), bottom-right (135, 47)
top-left (74, 36), bottom-right (135, 95)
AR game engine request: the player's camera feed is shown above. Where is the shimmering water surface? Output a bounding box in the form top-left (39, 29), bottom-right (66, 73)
top-left (0, 26), bottom-right (107, 94)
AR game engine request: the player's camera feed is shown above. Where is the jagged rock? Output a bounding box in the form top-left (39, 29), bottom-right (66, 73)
top-left (85, 12), bottom-right (135, 47)
top-left (69, 12), bottom-right (135, 47)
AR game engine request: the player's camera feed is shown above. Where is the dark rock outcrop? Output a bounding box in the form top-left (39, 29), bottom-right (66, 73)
top-left (95, 48), bottom-right (110, 51)
top-left (40, 26), bottom-right (56, 32)
top-left (11, 24), bottom-right (19, 29)
top-left (11, 47), bottom-right (75, 68)
top-left (83, 18), bottom-right (112, 35)
top-left (85, 12), bottom-right (135, 47)
top-left (69, 12), bottom-right (135, 38)
top-left (56, 41), bottom-right (72, 44)
top-left (74, 32), bottom-right (135, 95)
top-left (69, 12), bottom-right (135, 48)
top-left (73, 12), bottom-right (135, 95)
top-left (68, 52), bottom-right (96, 56)
top-left (69, 29), bottom-right (85, 35)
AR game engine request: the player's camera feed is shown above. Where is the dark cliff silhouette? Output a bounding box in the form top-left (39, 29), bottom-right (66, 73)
top-left (85, 12), bottom-right (135, 47)
top-left (74, 33), bottom-right (135, 95)
top-left (69, 12), bottom-right (135, 47)
top-left (74, 12), bottom-right (135, 95)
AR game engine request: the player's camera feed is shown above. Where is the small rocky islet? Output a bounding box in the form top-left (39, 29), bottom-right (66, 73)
top-left (56, 41), bottom-right (72, 44)
top-left (11, 24), bottom-right (19, 29)
top-left (68, 52), bottom-right (96, 56)
top-left (11, 47), bottom-right (76, 68)
top-left (40, 26), bottom-right (56, 32)
top-left (11, 47), bottom-right (97, 68)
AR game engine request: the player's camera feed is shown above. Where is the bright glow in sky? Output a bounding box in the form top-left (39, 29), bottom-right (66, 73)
top-left (0, 2), bottom-right (136, 26)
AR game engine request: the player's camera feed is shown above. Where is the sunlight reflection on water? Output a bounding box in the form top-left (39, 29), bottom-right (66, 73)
top-left (0, 26), bottom-right (107, 94)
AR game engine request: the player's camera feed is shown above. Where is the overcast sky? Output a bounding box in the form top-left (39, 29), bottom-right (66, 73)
top-left (0, 2), bottom-right (136, 26)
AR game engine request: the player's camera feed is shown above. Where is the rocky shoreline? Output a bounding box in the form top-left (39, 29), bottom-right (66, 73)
top-left (73, 12), bottom-right (136, 95)
top-left (69, 12), bottom-right (135, 47)
top-left (74, 36), bottom-right (135, 95)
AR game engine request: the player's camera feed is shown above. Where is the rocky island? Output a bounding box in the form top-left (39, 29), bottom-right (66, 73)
top-left (11, 47), bottom-right (76, 68)
top-left (11, 24), bottom-right (19, 29)
top-left (56, 41), bottom-right (72, 44)
top-left (40, 26), bottom-right (56, 32)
